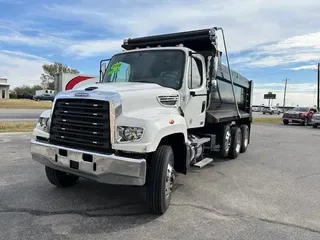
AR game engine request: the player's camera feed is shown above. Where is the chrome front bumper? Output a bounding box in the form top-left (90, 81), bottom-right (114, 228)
top-left (283, 118), bottom-right (303, 122)
top-left (30, 139), bottom-right (147, 186)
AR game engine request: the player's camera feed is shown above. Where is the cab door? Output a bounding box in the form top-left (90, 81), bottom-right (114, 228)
top-left (183, 54), bottom-right (207, 129)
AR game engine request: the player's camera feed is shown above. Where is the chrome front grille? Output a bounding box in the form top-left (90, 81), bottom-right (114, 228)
top-left (50, 98), bottom-right (112, 154)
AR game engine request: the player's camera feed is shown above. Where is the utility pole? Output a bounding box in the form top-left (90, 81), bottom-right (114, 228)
top-left (317, 63), bottom-right (320, 110)
top-left (283, 78), bottom-right (288, 113)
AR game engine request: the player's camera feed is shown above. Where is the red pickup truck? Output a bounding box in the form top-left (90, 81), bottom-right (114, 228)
top-left (282, 107), bottom-right (317, 125)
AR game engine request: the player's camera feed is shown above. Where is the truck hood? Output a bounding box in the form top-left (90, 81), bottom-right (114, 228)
top-left (74, 82), bottom-right (180, 114)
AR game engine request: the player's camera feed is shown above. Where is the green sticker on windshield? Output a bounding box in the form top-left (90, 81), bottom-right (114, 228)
top-left (108, 62), bottom-right (122, 75)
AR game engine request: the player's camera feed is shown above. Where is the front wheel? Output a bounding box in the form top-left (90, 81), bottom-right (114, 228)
top-left (146, 145), bottom-right (175, 214)
top-left (283, 120), bottom-right (289, 125)
top-left (45, 166), bottom-right (79, 188)
top-left (313, 124), bottom-right (318, 128)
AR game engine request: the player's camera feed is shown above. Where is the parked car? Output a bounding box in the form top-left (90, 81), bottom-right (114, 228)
top-left (17, 93), bottom-right (34, 99)
top-left (282, 107), bottom-right (317, 125)
top-left (310, 112), bottom-right (320, 128)
top-left (262, 106), bottom-right (281, 115)
top-left (33, 93), bottom-right (54, 102)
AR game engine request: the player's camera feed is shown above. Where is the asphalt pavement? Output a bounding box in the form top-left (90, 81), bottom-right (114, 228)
top-left (0, 109), bottom-right (46, 122)
top-left (1, 124), bottom-right (320, 239)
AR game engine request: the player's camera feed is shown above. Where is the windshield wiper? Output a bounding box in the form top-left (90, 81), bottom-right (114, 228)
top-left (131, 80), bottom-right (160, 86)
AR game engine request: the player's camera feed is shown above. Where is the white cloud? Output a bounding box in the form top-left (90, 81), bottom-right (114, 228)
top-left (232, 31), bottom-right (320, 68)
top-left (66, 39), bottom-right (123, 57)
top-left (41, 0), bottom-right (320, 56)
top-left (288, 65), bottom-right (318, 71)
top-left (253, 82), bottom-right (317, 106)
top-left (0, 51), bottom-right (50, 88)
top-left (0, 50), bottom-right (47, 61)
top-left (1, 0), bottom-right (320, 60)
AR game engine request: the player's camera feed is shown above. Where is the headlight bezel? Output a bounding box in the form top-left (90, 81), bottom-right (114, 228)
top-left (116, 125), bottom-right (144, 143)
top-left (37, 117), bottom-right (50, 132)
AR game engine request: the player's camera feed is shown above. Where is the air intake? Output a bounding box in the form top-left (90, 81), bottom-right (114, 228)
top-left (85, 86), bottom-right (98, 91)
top-left (157, 95), bottom-right (179, 107)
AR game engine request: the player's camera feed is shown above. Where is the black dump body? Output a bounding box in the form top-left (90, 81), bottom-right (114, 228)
top-left (122, 28), bottom-right (253, 123)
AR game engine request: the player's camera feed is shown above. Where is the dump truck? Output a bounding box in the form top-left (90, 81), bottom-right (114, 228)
top-left (30, 27), bottom-right (253, 214)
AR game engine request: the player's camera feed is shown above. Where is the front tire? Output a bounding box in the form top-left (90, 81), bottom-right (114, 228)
top-left (146, 145), bottom-right (175, 214)
top-left (313, 124), bottom-right (318, 128)
top-left (283, 120), bottom-right (289, 125)
top-left (228, 127), bottom-right (242, 159)
top-left (45, 166), bottom-right (79, 188)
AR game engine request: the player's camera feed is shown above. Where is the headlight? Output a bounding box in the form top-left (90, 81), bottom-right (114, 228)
top-left (37, 117), bottom-right (50, 132)
top-left (117, 126), bottom-right (144, 142)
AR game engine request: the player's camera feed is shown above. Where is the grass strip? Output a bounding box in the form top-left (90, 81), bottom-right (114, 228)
top-left (0, 99), bottom-right (52, 109)
top-left (0, 121), bottom-right (37, 133)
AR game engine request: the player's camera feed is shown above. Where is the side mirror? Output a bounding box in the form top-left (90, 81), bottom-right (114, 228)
top-left (211, 79), bottom-right (218, 91)
top-left (99, 59), bottom-right (110, 82)
top-left (101, 62), bottom-right (107, 73)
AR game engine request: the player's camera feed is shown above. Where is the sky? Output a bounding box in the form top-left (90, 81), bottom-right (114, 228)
top-left (0, 0), bottom-right (320, 106)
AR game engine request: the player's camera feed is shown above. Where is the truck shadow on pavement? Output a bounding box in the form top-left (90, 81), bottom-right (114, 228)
top-left (0, 177), bottom-right (185, 235)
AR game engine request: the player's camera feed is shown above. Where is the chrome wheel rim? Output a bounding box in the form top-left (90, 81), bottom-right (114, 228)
top-left (165, 163), bottom-right (175, 199)
top-left (225, 130), bottom-right (231, 153)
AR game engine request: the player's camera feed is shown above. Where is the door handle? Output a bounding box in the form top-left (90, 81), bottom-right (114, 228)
top-left (201, 101), bottom-right (206, 113)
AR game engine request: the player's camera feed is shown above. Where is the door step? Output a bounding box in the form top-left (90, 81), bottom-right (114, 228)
top-left (190, 137), bottom-right (211, 147)
top-left (193, 157), bottom-right (213, 168)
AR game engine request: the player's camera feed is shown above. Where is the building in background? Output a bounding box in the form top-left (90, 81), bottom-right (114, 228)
top-left (0, 78), bottom-right (10, 99)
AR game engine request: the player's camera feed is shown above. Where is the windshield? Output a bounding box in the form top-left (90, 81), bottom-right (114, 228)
top-left (102, 50), bottom-right (185, 90)
top-left (292, 107), bottom-right (309, 112)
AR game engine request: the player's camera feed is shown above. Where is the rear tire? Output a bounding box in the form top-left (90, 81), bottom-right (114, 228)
top-left (240, 125), bottom-right (249, 153)
top-left (45, 166), bottom-right (79, 188)
top-left (313, 124), bottom-right (318, 128)
top-left (228, 127), bottom-right (242, 159)
top-left (146, 145), bottom-right (175, 214)
top-left (283, 120), bottom-right (289, 125)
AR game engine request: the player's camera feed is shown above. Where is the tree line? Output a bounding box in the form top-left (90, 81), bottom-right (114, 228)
top-left (12, 62), bottom-right (79, 97)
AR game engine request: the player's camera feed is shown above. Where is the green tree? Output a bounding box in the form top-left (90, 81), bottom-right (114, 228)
top-left (40, 62), bottom-right (79, 89)
top-left (13, 84), bottom-right (43, 95)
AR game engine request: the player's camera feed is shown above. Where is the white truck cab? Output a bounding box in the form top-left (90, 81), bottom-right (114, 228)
top-left (31, 27), bottom-right (253, 214)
